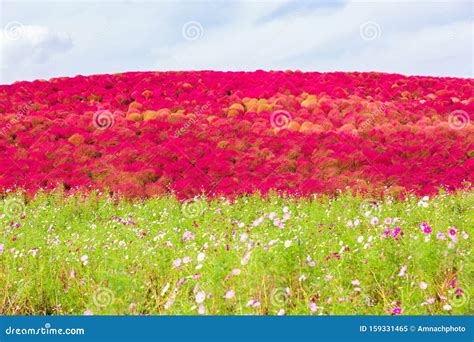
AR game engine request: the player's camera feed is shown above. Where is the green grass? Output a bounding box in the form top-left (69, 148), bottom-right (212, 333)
top-left (0, 191), bottom-right (472, 315)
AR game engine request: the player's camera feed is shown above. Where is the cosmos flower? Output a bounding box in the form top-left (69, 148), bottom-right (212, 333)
top-left (420, 222), bottom-right (432, 234)
top-left (195, 291), bottom-right (206, 304)
top-left (419, 282), bottom-right (428, 290)
top-left (246, 299), bottom-right (261, 308)
top-left (231, 269), bottom-right (241, 276)
top-left (225, 290), bottom-right (235, 300)
top-left (198, 304), bottom-right (206, 315)
top-left (398, 265), bottom-right (407, 277)
top-left (80, 255), bottom-right (88, 266)
top-left (172, 258), bottom-right (182, 268)
top-left (443, 304), bottom-right (452, 311)
top-left (252, 217), bottom-right (264, 227)
top-left (392, 307), bottom-right (402, 315)
top-left (392, 227), bottom-right (402, 239)
top-left (370, 218), bottom-right (379, 225)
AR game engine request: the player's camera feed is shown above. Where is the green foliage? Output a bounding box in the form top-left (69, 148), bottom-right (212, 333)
top-left (0, 191), bottom-right (472, 315)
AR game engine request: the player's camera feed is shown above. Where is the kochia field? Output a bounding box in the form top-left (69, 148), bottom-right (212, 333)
top-left (0, 71), bottom-right (472, 198)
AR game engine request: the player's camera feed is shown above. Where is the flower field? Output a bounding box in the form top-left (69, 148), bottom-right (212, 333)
top-left (0, 191), bottom-right (472, 315)
top-left (0, 71), bottom-right (472, 315)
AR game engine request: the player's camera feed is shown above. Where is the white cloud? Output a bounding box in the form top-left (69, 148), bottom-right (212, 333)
top-left (0, 24), bottom-right (73, 80)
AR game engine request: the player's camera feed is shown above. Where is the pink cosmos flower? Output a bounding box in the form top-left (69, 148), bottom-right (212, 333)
top-left (225, 290), bottom-right (235, 300)
top-left (246, 299), bottom-right (260, 308)
top-left (172, 258), bottom-right (182, 268)
top-left (391, 226), bottom-right (402, 239)
top-left (436, 232), bottom-right (446, 240)
top-left (252, 217), bottom-right (264, 227)
top-left (419, 282), bottom-right (428, 290)
top-left (449, 228), bottom-right (457, 236)
top-left (232, 269), bottom-right (241, 276)
top-left (392, 307), bottom-right (402, 315)
top-left (183, 231), bottom-right (195, 242)
top-left (309, 302), bottom-right (320, 313)
top-left (83, 310), bottom-right (93, 315)
top-left (398, 265), bottom-right (407, 277)
top-left (370, 218), bottom-right (379, 225)
top-left (80, 255), bottom-right (88, 266)
top-left (277, 309), bottom-right (285, 316)
top-left (198, 304), bottom-right (206, 315)
top-left (384, 217), bottom-right (392, 225)
top-left (195, 291), bottom-right (206, 304)
top-left (351, 280), bottom-right (360, 286)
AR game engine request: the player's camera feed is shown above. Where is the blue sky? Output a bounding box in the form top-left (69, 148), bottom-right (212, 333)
top-left (0, 0), bottom-right (472, 84)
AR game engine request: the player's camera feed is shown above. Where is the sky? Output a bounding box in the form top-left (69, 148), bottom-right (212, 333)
top-left (0, 0), bottom-right (472, 84)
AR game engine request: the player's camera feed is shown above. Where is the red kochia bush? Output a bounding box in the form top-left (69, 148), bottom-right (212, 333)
top-left (0, 71), bottom-right (472, 199)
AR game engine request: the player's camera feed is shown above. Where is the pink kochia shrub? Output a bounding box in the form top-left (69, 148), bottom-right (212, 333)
top-left (0, 71), bottom-right (472, 199)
